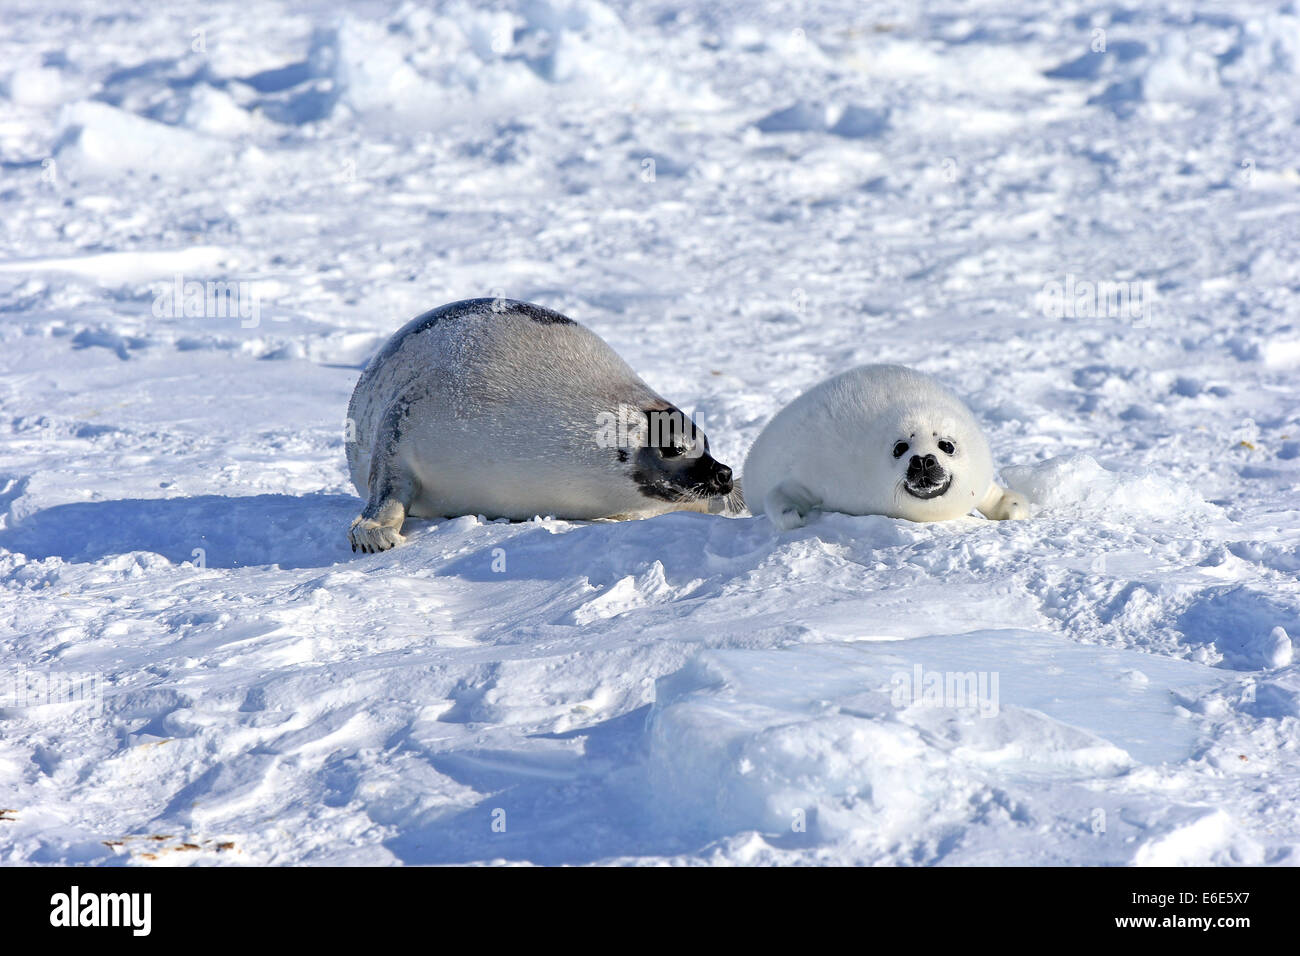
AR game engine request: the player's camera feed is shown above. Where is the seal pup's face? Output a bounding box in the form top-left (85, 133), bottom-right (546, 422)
top-left (893, 434), bottom-right (958, 500)
top-left (875, 408), bottom-right (993, 521)
top-left (627, 405), bottom-right (733, 503)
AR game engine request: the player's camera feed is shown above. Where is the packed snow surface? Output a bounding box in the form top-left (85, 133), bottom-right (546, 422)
top-left (1, 0), bottom-right (1298, 865)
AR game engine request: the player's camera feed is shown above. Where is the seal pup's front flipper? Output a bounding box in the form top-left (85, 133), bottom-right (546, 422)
top-left (977, 483), bottom-right (1028, 521)
top-left (764, 480), bottom-right (821, 530)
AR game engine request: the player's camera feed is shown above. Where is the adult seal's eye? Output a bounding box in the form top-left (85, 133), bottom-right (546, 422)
top-left (892, 441), bottom-right (909, 458)
top-left (938, 440), bottom-right (955, 455)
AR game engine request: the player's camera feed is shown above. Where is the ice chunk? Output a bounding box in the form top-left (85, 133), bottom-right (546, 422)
top-left (56, 101), bottom-right (228, 177)
top-left (1003, 454), bottom-right (1217, 520)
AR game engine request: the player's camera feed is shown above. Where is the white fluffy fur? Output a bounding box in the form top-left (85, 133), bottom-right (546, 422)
top-left (743, 364), bottom-right (1027, 529)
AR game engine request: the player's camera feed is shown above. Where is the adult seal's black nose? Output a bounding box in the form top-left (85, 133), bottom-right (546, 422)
top-left (711, 465), bottom-right (733, 493)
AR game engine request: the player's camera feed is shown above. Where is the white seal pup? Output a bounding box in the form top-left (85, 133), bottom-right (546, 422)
top-left (742, 364), bottom-right (1027, 530)
top-left (345, 298), bottom-right (734, 552)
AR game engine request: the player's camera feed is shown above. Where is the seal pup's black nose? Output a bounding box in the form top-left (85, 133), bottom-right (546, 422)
top-left (907, 454), bottom-right (944, 480)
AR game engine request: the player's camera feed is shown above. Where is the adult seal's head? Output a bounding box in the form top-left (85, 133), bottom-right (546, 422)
top-left (622, 401), bottom-right (734, 504)
top-left (344, 298), bottom-right (734, 552)
top-left (741, 364), bottom-right (1027, 530)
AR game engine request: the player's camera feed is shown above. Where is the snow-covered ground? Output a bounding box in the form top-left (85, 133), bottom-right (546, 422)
top-left (1, 0), bottom-right (1298, 865)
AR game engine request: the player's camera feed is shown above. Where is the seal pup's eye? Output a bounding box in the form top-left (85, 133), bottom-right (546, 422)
top-left (937, 440), bottom-right (956, 455)
top-left (892, 441), bottom-right (909, 458)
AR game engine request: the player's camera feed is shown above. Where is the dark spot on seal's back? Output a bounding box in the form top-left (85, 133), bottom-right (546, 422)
top-left (365, 298), bottom-right (577, 370)
top-left (508, 300), bottom-right (576, 325)
top-left (429, 297), bottom-right (575, 326)
top-left (617, 449), bottom-right (629, 462)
